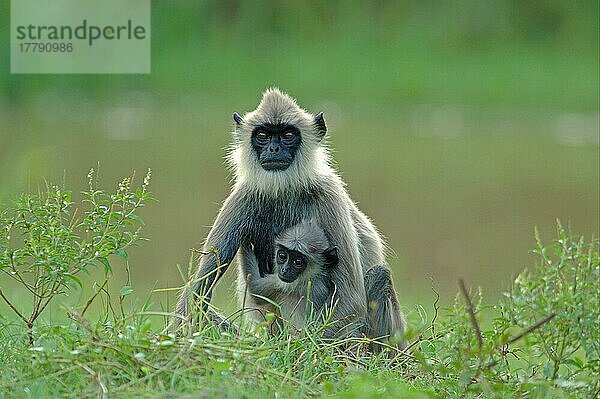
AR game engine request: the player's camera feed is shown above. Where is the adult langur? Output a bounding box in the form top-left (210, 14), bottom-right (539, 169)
top-left (175, 88), bottom-right (405, 340)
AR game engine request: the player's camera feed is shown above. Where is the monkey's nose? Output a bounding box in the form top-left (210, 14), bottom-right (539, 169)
top-left (269, 146), bottom-right (280, 153)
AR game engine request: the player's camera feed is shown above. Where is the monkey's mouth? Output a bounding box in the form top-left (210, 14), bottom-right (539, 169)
top-left (260, 160), bottom-right (291, 171)
top-left (278, 273), bottom-right (294, 283)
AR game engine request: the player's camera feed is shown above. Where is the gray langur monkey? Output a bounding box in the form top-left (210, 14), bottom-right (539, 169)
top-left (240, 220), bottom-right (339, 331)
top-left (175, 87), bottom-right (405, 340)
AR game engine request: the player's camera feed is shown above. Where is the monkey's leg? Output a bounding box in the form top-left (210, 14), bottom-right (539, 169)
top-left (364, 265), bottom-right (407, 352)
top-left (204, 307), bottom-right (239, 335)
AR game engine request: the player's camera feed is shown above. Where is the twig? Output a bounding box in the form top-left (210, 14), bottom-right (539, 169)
top-left (31, 281), bottom-right (59, 323)
top-left (74, 361), bottom-right (108, 399)
top-left (507, 313), bottom-right (556, 344)
top-left (458, 278), bottom-right (483, 350)
top-left (485, 313), bottom-right (557, 370)
top-left (189, 248), bottom-right (210, 255)
top-left (0, 289), bottom-right (29, 325)
top-left (81, 279), bottom-right (109, 316)
top-left (4, 261), bottom-right (39, 295)
top-left (68, 310), bottom-right (100, 341)
top-left (389, 334), bottom-right (425, 364)
top-left (430, 276), bottom-right (440, 334)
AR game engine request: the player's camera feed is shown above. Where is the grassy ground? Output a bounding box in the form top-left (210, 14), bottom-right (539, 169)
top-left (0, 179), bottom-right (597, 398)
top-left (0, 235), bottom-right (597, 398)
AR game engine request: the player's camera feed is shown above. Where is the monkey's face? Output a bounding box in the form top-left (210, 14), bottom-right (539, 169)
top-left (275, 246), bottom-right (307, 283)
top-left (251, 124), bottom-right (302, 171)
top-left (229, 89), bottom-right (329, 193)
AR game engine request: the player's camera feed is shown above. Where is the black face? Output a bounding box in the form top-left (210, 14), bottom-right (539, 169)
top-left (276, 246), bottom-right (307, 283)
top-left (251, 124), bottom-right (302, 171)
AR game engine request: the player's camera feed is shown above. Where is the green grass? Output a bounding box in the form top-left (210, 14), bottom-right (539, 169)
top-left (0, 176), bottom-right (598, 398)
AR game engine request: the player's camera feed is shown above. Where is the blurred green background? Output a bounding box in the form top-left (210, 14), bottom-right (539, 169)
top-left (0, 1), bottom-right (598, 315)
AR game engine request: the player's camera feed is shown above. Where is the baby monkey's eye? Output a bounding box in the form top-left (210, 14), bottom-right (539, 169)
top-left (293, 258), bottom-right (303, 267)
top-left (277, 250), bottom-right (288, 261)
top-left (256, 131), bottom-right (269, 143)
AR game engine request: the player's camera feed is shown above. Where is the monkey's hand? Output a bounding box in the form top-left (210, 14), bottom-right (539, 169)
top-left (248, 273), bottom-right (284, 300)
top-left (239, 242), bottom-right (262, 281)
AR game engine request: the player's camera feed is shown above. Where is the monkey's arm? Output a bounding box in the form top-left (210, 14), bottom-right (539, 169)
top-left (350, 204), bottom-right (386, 268)
top-left (317, 194), bottom-right (368, 337)
top-left (239, 243), bottom-right (261, 281)
top-left (250, 275), bottom-right (285, 301)
top-left (240, 244), bottom-right (285, 300)
top-left (175, 190), bottom-right (247, 320)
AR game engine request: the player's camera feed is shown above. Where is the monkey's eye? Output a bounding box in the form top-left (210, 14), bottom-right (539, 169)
top-left (293, 258), bottom-right (303, 268)
top-left (277, 250), bottom-right (288, 262)
top-left (255, 131), bottom-right (269, 144)
top-left (282, 131), bottom-right (296, 143)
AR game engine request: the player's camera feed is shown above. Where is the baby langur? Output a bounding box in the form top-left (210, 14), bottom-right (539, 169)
top-left (240, 220), bottom-right (338, 331)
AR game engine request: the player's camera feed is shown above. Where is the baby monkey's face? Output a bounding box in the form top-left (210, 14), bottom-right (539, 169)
top-left (275, 245), bottom-right (307, 283)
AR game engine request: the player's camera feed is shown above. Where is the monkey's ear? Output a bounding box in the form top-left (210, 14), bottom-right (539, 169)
top-left (314, 112), bottom-right (326, 140)
top-left (233, 112), bottom-right (243, 126)
top-left (323, 246), bottom-right (338, 268)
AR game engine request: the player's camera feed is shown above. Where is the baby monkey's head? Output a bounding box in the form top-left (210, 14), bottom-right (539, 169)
top-left (274, 220), bottom-right (338, 283)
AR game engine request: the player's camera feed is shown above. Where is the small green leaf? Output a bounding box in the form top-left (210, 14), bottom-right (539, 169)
top-left (128, 214), bottom-right (145, 225)
top-left (120, 286), bottom-right (133, 296)
top-left (264, 312), bottom-right (276, 323)
top-left (564, 357), bottom-right (584, 369)
top-left (63, 273), bottom-right (82, 288)
top-left (115, 249), bottom-right (128, 260)
top-left (98, 257), bottom-right (112, 274)
top-left (420, 340), bottom-right (435, 356)
top-left (140, 319), bottom-right (152, 334)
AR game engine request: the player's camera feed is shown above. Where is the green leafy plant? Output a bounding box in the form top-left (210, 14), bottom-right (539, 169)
top-left (0, 169), bottom-right (153, 341)
top-left (406, 224), bottom-right (599, 398)
top-left (502, 222), bottom-right (599, 395)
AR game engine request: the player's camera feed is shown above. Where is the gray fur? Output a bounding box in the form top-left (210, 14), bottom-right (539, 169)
top-left (240, 223), bottom-right (334, 331)
top-left (365, 265), bottom-right (407, 351)
top-left (275, 219), bottom-right (330, 266)
top-left (174, 88), bottom-right (405, 340)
